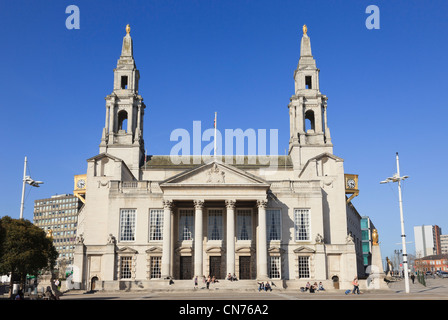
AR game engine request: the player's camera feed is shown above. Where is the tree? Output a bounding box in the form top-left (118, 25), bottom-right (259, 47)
top-left (0, 216), bottom-right (58, 296)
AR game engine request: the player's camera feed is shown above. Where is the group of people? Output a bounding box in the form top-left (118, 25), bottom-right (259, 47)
top-left (301, 281), bottom-right (325, 293)
top-left (227, 273), bottom-right (238, 281)
top-left (194, 275), bottom-right (220, 289)
top-left (257, 281), bottom-right (275, 292)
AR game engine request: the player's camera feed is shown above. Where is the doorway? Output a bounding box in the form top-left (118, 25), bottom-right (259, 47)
top-left (180, 256), bottom-right (192, 280)
top-left (90, 276), bottom-right (98, 291)
top-left (239, 256), bottom-right (251, 279)
top-left (209, 256), bottom-right (222, 279)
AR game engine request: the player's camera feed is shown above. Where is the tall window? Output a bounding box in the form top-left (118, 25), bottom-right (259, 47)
top-left (237, 209), bottom-right (252, 240)
top-left (294, 209), bottom-right (310, 241)
top-left (298, 256), bottom-right (310, 278)
top-left (150, 256), bottom-right (162, 279)
top-left (266, 209), bottom-right (281, 241)
top-left (269, 256), bottom-right (281, 279)
top-left (120, 209), bottom-right (136, 241)
top-left (120, 256), bottom-right (132, 279)
top-left (179, 209), bottom-right (194, 241)
top-left (149, 209), bottom-right (164, 241)
top-left (208, 209), bottom-right (223, 240)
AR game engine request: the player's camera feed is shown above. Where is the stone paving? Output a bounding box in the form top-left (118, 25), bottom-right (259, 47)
top-left (57, 277), bottom-right (448, 300)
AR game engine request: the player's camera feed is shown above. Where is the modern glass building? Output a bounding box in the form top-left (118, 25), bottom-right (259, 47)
top-left (33, 194), bottom-right (82, 266)
top-left (360, 216), bottom-right (376, 272)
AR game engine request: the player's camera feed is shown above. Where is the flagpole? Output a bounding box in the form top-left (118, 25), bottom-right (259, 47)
top-left (19, 156), bottom-right (27, 219)
top-left (214, 112), bottom-right (217, 158)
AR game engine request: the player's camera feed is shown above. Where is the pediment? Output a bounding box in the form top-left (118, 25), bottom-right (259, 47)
top-left (160, 160), bottom-right (270, 187)
top-left (118, 246), bottom-right (138, 254)
top-left (145, 246), bottom-right (163, 254)
top-left (293, 246), bottom-right (315, 254)
top-left (298, 152), bottom-right (344, 179)
top-left (87, 152), bottom-right (122, 163)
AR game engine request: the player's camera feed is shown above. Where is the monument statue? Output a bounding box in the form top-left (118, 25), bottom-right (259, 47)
top-left (372, 229), bottom-right (379, 245)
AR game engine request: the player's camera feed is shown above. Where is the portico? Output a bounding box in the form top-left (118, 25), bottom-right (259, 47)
top-left (159, 161), bottom-right (270, 280)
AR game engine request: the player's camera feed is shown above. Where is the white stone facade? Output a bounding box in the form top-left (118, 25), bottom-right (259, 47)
top-left (73, 26), bottom-right (364, 291)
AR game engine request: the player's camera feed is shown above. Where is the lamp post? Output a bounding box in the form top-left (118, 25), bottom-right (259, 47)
top-left (380, 152), bottom-right (410, 293)
top-left (19, 156), bottom-right (43, 219)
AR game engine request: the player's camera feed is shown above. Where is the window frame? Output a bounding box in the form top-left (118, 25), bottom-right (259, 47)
top-left (294, 208), bottom-right (311, 242)
top-left (119, 208), bottom-right (136, 242)
top-left (207, 208), bottom-right (224, 241)
top-left (148, 209), bottom-right (164, 241)
top-left (266, 208), bottom-right (282, 242)
top-left (178, 208), bottom-right (195, 242)
top-left (236, 208), bottom-right (253, 241)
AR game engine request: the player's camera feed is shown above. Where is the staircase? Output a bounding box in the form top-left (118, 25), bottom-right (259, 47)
top-left (153, 280), bottom-right (267, 292)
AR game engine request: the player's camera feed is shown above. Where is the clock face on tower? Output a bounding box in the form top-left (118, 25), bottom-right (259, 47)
top-left (77, 179), bottom-right (86, 189)
top-left (347, 179), bottom-right (356, 189)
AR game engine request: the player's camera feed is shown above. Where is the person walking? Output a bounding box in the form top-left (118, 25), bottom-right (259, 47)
top-left (352, 277), bottom-right (360, 294)
top-left (194, 276), bottom-right (198, 289)
top-left (411, 273), bottom-right (415, 284)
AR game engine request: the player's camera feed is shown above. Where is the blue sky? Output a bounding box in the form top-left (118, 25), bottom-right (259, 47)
top-left (1, 0), bottom-right (447, 263)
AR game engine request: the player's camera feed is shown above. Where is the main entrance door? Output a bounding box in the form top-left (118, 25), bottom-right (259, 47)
top-left (209, 256), bottom-right (221, 279)
top-left (239, 256), bottom-right (251, 279)
top-left (180, 256), bottom-right (192, 279)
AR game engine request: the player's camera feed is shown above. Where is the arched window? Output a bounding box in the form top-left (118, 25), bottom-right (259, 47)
top-left (118, 110), bottom-right (128, 132)
top-left (305, 110), bottom-right (315, 132)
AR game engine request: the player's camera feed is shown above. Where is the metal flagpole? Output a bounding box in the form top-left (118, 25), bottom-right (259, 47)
top-left (19, 156), bottom-right (27, 219)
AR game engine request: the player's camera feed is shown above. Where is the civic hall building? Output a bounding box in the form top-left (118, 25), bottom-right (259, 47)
top-left (73, 25), bottom-right (366, 291)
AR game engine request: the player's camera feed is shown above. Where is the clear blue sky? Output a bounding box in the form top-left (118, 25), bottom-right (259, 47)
top-left (1, 1), bottom-right (447, 263)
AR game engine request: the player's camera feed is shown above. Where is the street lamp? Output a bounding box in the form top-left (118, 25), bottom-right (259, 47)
top-left (380, 152), bottom-right (410, 293)
top-left (19, 156), bottom-right (43, 219)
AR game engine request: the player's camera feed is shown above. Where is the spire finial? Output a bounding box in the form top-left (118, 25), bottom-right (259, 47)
top-left (126, 24), bottom-right (131, 35)
top-left (303, 24), bottom-right (307, 35)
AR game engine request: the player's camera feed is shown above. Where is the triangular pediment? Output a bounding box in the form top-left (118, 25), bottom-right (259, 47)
top-left (293, 246), bottom-right (315, 254)
top-left (118, 246), bottom-right (138, 254)
top-left (87, 152), bottom-right (123, 162)
top-left (160, 160), bottom-right (270, 187)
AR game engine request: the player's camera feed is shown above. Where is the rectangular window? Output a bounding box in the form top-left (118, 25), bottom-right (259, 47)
top-left (361, 230), bottom-right (370, 241)
top-left (120, 256), bottom-right (132, 279)
top-left (305, 76), bottom-right (312, 89)
top-left (294, 209), bottom-right (310, 241)
top-left (269, 256), bottom-right (281, 279)
top-left (360, 219), bottom-right (369, 229)
top-left (150, 256), bottom-right (162, 279)
top-left (119, 209), bottom-right (136, 241)
top-left (298, 256), bottom-right (310, 278)
top-left (121, 75), bottom-right (128, 89)
top-left (179, 209), bottom-right (194, 241)
top-left (237, 209), bottom-right (252, 240)
top-left (266, 209), bottom-right (281, 241)
top-left (208, 209), bottom-right (223, 240)
top-left (362, 242), bottom-right (370, 253)
top-left (149, 209), bottom-right (164, 241)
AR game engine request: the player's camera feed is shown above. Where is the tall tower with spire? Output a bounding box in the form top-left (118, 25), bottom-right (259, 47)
top-left (99, 24), bottom-right (146, 178)
top-left (288, 25), bottom-right (332, 168)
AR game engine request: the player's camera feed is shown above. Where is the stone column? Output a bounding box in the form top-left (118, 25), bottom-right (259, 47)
top-left (194, 199), bottom-right (204, 277)
top-left (161, 200), bottom-right (173, 279)
top-left (225, 200), bottom-right (236, 276)
top-left (257, 199), bottom-right (268, 280)
top-left (105, 103), bottom-right (110, 133)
